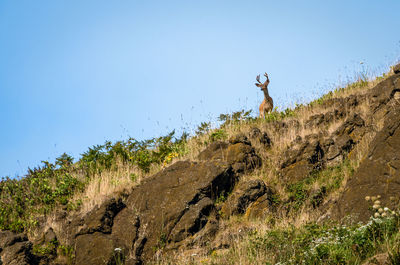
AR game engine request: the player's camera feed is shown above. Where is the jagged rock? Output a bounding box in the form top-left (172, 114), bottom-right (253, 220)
top-left (324, 109), bottom-right (345, 124)
top-left (229, 133), bottom-right (250, 145)
top-left (281, 113), bottom-right (366, 181)
top-left (281, 134), bottom-right (324, 168)
top-left (305, 113), bottom-right (324, 127)
top-left (75, 232), bottom-right (115, 265)
top-left (281, 160), bottom-right (315, 182)
top-left (324, 114), bottom-right (365, 166)
top-left (220, 179), bottom-right (267, 217)
top-left (169, 197), bottom-right (214, 242)
top-left (0, 231), bottom-right (38, 265)
top-left (197, 141), bottom-right (228, 160)
top-left (368, 74), bottom-right (400, 113)
top-left (122, 160), bottom-right (233, 262)
top-left (305, 109), bottom-right (345, 128)
top-left (70, 198), bottom-right (126, 265)
top-left (31, 228), bottom-right (58, 263)
top-left (245, 191), bottom-right (275, 219)
top-left (249, 127), bottom-right (271, 147)
top-left (332, 74), bottom-right (400, 222)
top-left (43, 228), bottom-right (57, 244)
top-left (103, 139), bottom-right (261, 262)
top-left (2, 242), bottom-right (36, 265)
top-left (188, 212), bottom-right (219, 246)
top-left (280, 135), bottom-right (324, 182)
top-left (111, 210), bottom-right (140, 254)
top-left (77, 198), bottom-right (125, 235)
top-left (393, 63), bottom-right (400, 74)
top-left (0, 231), bottom-right (28, 250)
top-left (198, 141), bottom-right (261, 174)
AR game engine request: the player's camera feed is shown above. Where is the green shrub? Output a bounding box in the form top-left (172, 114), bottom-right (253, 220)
top-left (79, 130), bottom-right (188, 173)
top-left (244, 216), bottom-right (400, 264)
top-left (219, 109), bottom-right (254, 126)
top-left (209, 129), bottom-right (227, 142)
top-left (0, 157), bottom-right (84, 232)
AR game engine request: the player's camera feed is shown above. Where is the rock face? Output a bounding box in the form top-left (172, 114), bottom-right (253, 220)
top-left (279, 112), bottom-right (366, 182)
top-left (122, 160), bottom-right (234, 263)
top-left (332, 75), bottom-right (400, 221)
top-left (44, 136), bottom-right (261, 264)
top-left (220, 179), bottom-right (267, 217)
top-left (0, 231), bottom-right (38, 265)
top-left (120, 138), bottom-right (260, 263)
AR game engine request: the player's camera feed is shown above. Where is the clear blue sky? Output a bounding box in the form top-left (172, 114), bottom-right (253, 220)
top-left (1, 1), bottom-right (399, 178)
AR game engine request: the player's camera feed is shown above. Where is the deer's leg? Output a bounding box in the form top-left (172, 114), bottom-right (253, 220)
top-left (259, 100), bottom-right (266, 118)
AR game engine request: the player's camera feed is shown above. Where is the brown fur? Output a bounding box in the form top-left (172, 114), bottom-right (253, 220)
top-left (255, 72), bottom-right (274, 118)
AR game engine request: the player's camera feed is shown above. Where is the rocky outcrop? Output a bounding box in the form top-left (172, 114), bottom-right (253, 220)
top-left (31, 136), bottom-right (262, 264)
top-left (118, 137), bottom-right (261, 263)
top-left (220, 179), bottom-right (267, 217)
top-left (332, 76), bottom-right (400, 221)
top-left (279, 112), bottom-right (366, 182)
top-left (0, 231), bottom-right (38, 265)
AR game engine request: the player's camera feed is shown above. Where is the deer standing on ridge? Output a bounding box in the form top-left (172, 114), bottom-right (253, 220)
top-left (255, 72), bottom-right (273, 118)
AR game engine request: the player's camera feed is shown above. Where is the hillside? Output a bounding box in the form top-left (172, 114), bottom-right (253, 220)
top-left (1, 63), bottom-right (400, 265)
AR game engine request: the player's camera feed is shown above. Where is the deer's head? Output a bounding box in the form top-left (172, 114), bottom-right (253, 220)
top-left (255, 72), bottom-right (270, 92)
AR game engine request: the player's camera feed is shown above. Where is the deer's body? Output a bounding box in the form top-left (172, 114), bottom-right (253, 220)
top-left (259, 95), bottom-right (273, 118)
top-left (255, 72), bottom-right (273, 118)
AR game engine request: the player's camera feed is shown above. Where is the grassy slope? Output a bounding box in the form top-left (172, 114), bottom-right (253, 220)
top-left (0, 66), bottom-right (399, 264)
top-left (157, 67), bottom-right (400, 265)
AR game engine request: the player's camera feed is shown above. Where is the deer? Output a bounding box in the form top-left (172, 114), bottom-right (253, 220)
top-left (255, 72), bottom-right (273, 118)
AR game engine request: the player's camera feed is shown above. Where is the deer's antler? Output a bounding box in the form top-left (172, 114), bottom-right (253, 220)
top-left (264, 72), bottom-right (270, 83)
top-left (255, 75), bottom-right (262, 86)
top-left (255, 73), bottom-right (270, 88)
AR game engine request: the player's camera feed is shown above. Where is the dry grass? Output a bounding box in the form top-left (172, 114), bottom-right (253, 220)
top-left (30, 67), bottom-right (395, 263)
top-left (74, 161), bottom-right (140, 214)
top-left (150, 68), bottom-right (399, 264)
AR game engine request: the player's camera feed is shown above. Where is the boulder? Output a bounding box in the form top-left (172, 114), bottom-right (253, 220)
top-left (75, 232), bottom-right (115, 265)
top-left (105, 139), bottom-right (261, 263)
top-left (280, 135), bottom-right (324, 182)
top-left (245, 192), bottom-right (275, 219)
top-left (198, 141), bottom-right (262, 174)
top-left (77, 198), bottom-right (125, 235)
top-left (324, 114), bottom-right (365, 166)
top-left (220, 179), bottom-right (267, 217)
top-left (0, 231), bottom-right (38, 265)
top-left (249, 127), bottom-right (271, 147)
top-left (0, 231), bottom-right (28, 250)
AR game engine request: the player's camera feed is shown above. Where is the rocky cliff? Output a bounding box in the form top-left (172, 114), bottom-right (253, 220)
top-left (1, 64), bottom-right (400, 264)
